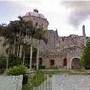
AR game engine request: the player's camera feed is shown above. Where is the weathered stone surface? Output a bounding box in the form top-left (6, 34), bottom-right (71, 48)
top-left (40, 33), bottom-right (84, 69)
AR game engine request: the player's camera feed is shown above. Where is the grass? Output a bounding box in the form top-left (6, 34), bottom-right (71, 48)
top-left (39, 69), bottom-right (90, 75)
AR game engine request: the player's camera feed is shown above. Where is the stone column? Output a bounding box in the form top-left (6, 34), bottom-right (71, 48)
top-left (82, 25), bottom-right (86, 46)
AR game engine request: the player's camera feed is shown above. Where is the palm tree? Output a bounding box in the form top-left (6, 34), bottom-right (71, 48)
top-left (25, 22), bottom-right (36, 69)
top-left (7, 17), bottom-right (27, 58)
top-left (33, 28), bottom-right (48, 70)
top-left (0, 24), bottom-right (9, 69)
top-left (8, 17), bottom-right (36, 69)
top-left (1, 19), bottom-right (26, 68)
top-left (1, 17), bottom-right (47, 70)
top-left (24, 20), bottom-right (48, 69)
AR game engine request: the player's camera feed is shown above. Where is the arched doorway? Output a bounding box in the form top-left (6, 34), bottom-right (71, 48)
top-left (71, 58), bottom-right (80, 69)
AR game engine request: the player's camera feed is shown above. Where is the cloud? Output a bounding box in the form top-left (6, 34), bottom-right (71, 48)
top-left (62, 0), bottom-right (90, 27)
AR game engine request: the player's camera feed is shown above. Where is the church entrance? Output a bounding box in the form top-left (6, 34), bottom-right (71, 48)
top-left (71, 58), bottom-right (80, 69)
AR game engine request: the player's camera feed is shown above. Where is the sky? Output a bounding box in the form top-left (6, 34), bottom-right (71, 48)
top-left (0, 0), bottom-right (90, 36)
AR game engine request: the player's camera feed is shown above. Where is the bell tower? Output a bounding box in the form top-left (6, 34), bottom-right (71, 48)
top-left (82, 25), bottom-right (86, 46)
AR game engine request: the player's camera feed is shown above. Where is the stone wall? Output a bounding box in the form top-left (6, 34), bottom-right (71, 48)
top-left (39, 33), bottom-right (84, 69)
top-left (22, 10), bottom-right (49, 30)
top-left (59, 35), bottom-right (84, 49)
top-left (39, 30), bottom-right (59, 52)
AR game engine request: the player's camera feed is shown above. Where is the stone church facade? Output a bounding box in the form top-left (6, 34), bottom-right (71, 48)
top-left (39, 30), bottom-right (85, 69)
top-left (23, 9), bottom-right (86, 69)
top-left (0, 9), bottom-right (86, 69)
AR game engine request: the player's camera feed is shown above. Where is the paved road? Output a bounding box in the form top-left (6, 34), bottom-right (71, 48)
top-left (34, 74), bottom-right (90, 90)
top-left (52, 75), bottom-right (90, 90)
top-left (0, 75), bottom-right (23, 90)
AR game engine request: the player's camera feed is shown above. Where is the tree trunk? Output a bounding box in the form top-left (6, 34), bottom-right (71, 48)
top-left (23, 50), bottom-right (25, 65)
top-left (6, 56), bottom-right (8, 70)
top-left (19, 45), bottom-right (23, 58)
top-left (6, 50), bottom-right (9, 70)
top-left (36, 48), bottom-right (39, 70)
top-left (36, 40), bottom-right (40, 70)
top-left (13, 39), bottom-right (16, 55)
top-left (29, 37), bottom-right (33, 69)
top-left (16, 45), bottom-right (19, 57)
top-left (30, 44), bottom-right (32, 69)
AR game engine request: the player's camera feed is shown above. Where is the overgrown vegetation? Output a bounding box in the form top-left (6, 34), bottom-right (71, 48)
top-left (22, 71), bottom-right (46, 90)
top-left (0, 16), bottom-right (47, 70)
top-left (8, 55), bottom-right (22, 67)
top-left (31, 71), bottom-right (45, 87)
top-left (81, 39), bottom-right (90, 69)
top-left (0, 56), bottom-right (22, 74)
top-left (0, 56), bottom-right (7, 73)
top-left (7, 65), bottom-right (27, 75)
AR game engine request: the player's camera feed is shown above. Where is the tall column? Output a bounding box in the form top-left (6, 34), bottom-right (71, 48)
top-left (82, 25), bottom-right (86, 46)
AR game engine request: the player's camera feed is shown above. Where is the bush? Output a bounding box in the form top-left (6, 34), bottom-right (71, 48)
top-left (8, 55), bottom-right (22, 67)
top-left (81, 40), bottom-right (90, 69)
top-left (39, 65), bottom-right (45, 69)
top-left (0, 57), bottom-right (7, 73)
top-left (7, 65), bottom-right (27, 76)
top-left (22, 71), bottom-right (45, 90)
top-left (0, 56), bottom-right (22, 74)
top-left (31, 71), bottom-right (45, 87)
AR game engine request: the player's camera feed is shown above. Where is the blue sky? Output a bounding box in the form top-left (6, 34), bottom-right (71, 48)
top-left (0, 0), bottom-right (90, 36)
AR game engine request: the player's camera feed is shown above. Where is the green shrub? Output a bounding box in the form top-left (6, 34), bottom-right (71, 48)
top-left (0, 56), bottom-right (22, 74)
top-left (81, 40), bottom-right (90, 69)
top-left (80, 57), bottom-right (85, 68)
top-left (0, 57), bottom-right (7, 73)
top-left (7, 65), bottom-right (27, 75)
top-left (39, 65), bottom-right (45, 69)
top-left (31, 71), bottom-right (45, 87)
top-left (8, 55), bottom-right (22, 67)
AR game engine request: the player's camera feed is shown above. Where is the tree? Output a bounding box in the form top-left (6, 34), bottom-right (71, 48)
top-left (21, 20), bottom-right (35, 69)
top-left (0, 18), bottom-right (27, 68)
top-left (81, 39), bottom-right (90, 69)
top-left (0, 17), bottom-right (48, 70)
top-left (0, 24), bottom-right (10, 69)
top-left (33, 28), bottom-right (48, 70)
